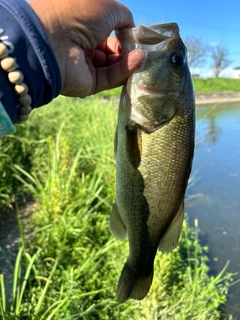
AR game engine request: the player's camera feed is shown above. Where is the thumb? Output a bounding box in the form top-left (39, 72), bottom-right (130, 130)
top-left (94, 49), bottom-right (145, 94)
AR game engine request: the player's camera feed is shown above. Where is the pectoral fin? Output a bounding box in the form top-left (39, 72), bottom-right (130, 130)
top-left (158, 201), bottom-right (184, 253)
top-left (109, 201), bottom-right (127, 241)
top-left (126, 123), bottom-right (142, 168)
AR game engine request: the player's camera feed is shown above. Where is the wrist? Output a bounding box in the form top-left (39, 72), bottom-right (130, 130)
top-left (28, 0), bottom-right (65, 85)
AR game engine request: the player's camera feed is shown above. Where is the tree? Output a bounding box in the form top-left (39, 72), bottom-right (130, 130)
top-left (211, 44), bottom-right (231, 78)
top-left (184, 36), bottom-right (209, 70)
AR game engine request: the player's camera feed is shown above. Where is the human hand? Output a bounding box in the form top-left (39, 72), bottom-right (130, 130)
top-left (29, 0), bottom-right (145, 98)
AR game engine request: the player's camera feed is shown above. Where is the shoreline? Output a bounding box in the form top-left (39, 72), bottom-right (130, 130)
top-left (195, 92), bottom-right (240, 105)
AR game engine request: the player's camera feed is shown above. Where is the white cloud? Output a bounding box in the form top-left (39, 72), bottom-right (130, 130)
top-left (199, 68), bottom-right (236, 78)
top-left (190, 67), bottom-right (200, 75)
top-left (200, 70), bottom-right (214, 78)
top-left (220, 68), bottom-right (235, 78)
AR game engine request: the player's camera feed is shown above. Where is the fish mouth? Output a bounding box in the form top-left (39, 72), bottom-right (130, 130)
top-left (127, 84), bottom-right (178, 132)
top-left (137, 83), bottom-right (167, 97)
top-left (116, 23), bottom-right (180, 54)
top-left (129, 82), bottom-right (167, 104)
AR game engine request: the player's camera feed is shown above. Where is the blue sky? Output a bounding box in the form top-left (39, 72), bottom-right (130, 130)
top-left (121, 0), bottom-right (240, 77)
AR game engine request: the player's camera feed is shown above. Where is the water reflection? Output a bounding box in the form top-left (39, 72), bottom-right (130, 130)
top-left (204, 117), bottom-right (221, 145)
top-left (186, 103), bottom-right (240, 319)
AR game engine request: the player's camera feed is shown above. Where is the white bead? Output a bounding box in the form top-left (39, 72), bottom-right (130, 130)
top-left (1, 57), bottom-right (18, 72)
top-left (15, 83), bottom-right (29, 96)
top-left (8, 70), bottom-right (24, 84)
top-left (0, 43), bottom-right (8, 59)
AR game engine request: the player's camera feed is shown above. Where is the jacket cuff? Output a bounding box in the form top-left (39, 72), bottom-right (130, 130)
top-left (0, 0), bottom-right (62, 123)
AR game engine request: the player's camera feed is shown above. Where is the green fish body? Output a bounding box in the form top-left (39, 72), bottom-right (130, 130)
top-left (110, 23), bottom-right (195, 303)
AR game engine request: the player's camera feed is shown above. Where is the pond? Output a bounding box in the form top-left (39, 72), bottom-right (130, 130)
top-left (186, 102), bottom-right (240, 319)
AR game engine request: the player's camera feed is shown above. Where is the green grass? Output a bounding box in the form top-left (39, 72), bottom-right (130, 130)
top-left (0, 94), bottom-right (237, 319)
top-left (193, 78), bottom-right (240, 94)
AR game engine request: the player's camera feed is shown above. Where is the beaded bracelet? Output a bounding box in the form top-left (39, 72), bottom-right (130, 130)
top-left (0, 42), bottom-right (32, 123)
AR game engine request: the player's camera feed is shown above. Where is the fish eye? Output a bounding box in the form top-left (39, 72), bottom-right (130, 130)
top-left (171, 52), bottom-right (184, 67)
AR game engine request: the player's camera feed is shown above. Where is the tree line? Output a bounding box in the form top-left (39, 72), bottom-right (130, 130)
top-left (184, 36), bottom-right (232, 78)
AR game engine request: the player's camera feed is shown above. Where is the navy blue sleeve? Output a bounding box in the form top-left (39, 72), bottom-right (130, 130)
top-left (0, 0), bottom-right (62, 123)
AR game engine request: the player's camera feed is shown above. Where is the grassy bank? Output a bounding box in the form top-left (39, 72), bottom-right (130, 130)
top-left (0, 95), bottom-right (235, 319)
top-left (193, 78), bottom-right (240, 94)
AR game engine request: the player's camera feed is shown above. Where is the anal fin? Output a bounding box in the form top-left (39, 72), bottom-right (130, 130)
top-left (158, 201), bottom-right (184, 253)
top-left (109, 201), bottom-right (127, 241)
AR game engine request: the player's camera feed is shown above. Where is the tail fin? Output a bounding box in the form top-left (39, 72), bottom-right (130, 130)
top-left (116, 262), bottom-right (153, 303)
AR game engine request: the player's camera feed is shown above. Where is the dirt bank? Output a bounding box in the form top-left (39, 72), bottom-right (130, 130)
top-left (196, 92), bottom-right (240, 105)
top-left (0, 201), bottom-right (35, 301)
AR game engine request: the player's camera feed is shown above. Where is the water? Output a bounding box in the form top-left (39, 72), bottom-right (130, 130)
top-left (186, 103), bottom-right (240, 319)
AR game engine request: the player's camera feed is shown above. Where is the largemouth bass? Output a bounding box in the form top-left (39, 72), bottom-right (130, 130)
top-left (110, 23), bottom-right (195, 303)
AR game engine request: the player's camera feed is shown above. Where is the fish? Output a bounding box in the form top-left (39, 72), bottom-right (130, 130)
top-left (109, 23), bottom-right (195, 303)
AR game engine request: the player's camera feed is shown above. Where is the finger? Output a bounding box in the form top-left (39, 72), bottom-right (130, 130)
top-left (113, 1), bottom-right (135, 30)
top-left (93, 36), bottom-right (127, 68)
top-left (94, 36), bottom-right (123, 68)
top-left (93, 49), bottom-right (145, 94)
top-left (93, 50), bottom-right (107, 67)
top-left (97, 36), bottom-right (122, 54)
top-left (93, 50), bottom-right (124, 67)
